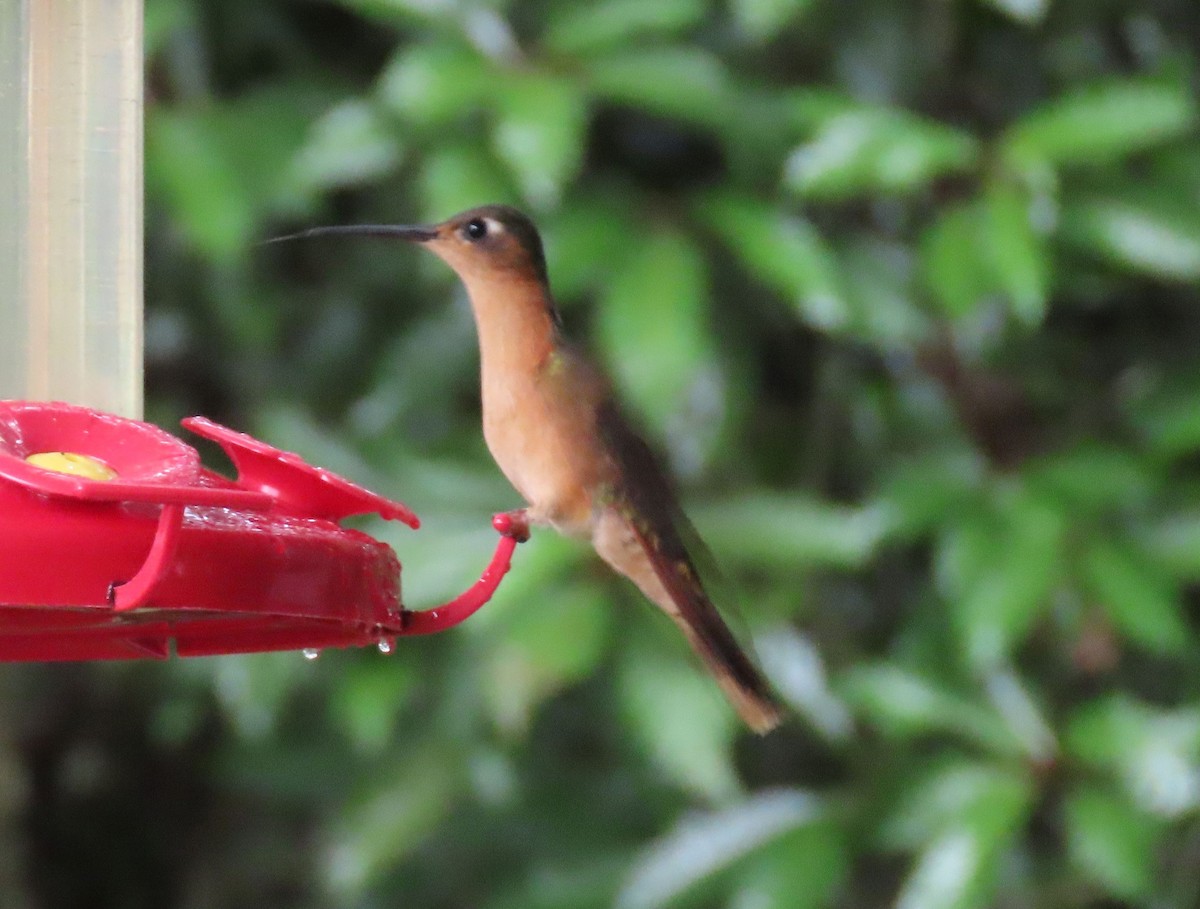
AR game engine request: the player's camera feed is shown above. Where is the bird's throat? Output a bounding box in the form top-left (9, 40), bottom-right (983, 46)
top-left (462, 277), bottom-right (560, 380)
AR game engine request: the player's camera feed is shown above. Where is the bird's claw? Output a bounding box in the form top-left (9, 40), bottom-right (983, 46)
top-left (493, 509), bottom-right (531, 543)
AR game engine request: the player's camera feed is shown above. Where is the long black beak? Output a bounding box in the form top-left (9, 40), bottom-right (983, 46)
top-left (266, 224), bottom-right (439, 244)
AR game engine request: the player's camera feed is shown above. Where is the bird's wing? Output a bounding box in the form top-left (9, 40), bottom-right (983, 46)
top-left (594, 399), bottom-right (782, 733)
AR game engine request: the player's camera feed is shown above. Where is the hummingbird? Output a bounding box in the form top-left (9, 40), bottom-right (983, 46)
top-left (272, 205), bottom-right (782, 733)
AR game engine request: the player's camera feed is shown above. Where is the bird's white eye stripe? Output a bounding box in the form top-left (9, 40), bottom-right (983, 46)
top-left (463, 216), bottom-right (505, 241)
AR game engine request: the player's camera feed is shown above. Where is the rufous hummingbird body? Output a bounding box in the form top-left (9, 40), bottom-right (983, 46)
top-left (274, 205), bottom-right (782, 733)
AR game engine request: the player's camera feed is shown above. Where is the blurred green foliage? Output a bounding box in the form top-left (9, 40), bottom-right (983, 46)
top-left (8, 0), bottom-right (1200, 906)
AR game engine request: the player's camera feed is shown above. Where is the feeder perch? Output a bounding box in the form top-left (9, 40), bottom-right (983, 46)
top-left (0, 400), bottom-right (526, 662)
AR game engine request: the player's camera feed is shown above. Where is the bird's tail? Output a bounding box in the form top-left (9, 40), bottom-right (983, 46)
top-left (596, 510), bottom-right (783, 734)
top-left (662, 581), bottom-right (783, 735)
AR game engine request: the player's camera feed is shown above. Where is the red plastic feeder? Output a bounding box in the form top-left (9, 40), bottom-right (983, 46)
top-left (0, 400), bottom-right (525, 661)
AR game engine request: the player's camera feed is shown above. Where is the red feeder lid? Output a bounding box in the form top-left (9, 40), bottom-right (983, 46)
top-left (0, 400), bottom-right (525, 662)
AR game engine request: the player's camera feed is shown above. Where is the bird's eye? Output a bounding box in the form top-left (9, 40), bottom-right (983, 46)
top-left (464, 218), bottom-right (488, 241)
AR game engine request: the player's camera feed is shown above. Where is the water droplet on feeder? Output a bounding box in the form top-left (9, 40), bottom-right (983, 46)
top-left (302, 648), bottom-right (320, 661)
top-left (377, 639), bottom-right (394, 655)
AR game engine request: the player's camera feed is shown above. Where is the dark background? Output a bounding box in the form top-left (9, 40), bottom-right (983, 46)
top-left (5, 0), bottom-right (1200, 906)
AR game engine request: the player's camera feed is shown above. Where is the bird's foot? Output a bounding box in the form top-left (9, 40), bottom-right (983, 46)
top-left (493, 508), bottom-right (531, 543)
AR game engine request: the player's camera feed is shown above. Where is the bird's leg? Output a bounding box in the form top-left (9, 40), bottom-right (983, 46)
top-left (493, 508), bottom-right (531, 542)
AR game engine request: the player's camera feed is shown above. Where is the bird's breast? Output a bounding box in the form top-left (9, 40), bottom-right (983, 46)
top-left (480, 356), bottom-right (610, 535)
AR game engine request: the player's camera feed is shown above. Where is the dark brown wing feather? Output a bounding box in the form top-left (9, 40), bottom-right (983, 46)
top-left (596, 400), bottom-right (782, 733)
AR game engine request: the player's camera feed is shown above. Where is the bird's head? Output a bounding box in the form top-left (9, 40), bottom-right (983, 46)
top-left (270, 204), bottom-right (549, 289)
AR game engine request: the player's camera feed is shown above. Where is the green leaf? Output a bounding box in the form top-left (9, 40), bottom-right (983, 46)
top-left (207, 652), bottom-right (306, 737)
top-left (544, 0), bottom-right (705, 55)
top-left (144, 0), bottom-right (188, 59)
top-left (1082, 539), bottom-right (1189, 654)
top-left (1059, 191), bottom-right (1200, 280)
top-left (756, 627), bottom-right (853, 741)
top-left (419, 144), bottom-right (517, 220)
top-left (776, 87), bottom-right (861, 134)
top-left (617, 637), bottom-right (741, 800)
top-left (784, 107), bottom-right (978, 198)
top-left (213, 87), bottom-right (328, 210)
top-left (1065, 695), bottom-right (1155, 768)
top-left (1003, 76), bottom-right (1197, 168)
top-left (1133, 374), bottom-right (1200, 458)
top-left (327, 745), bottom-right (465, 894)
top-left (148, 85), bottom-right (330, 257)
top-left (484, 856), bottom-right (624, 909)
top-left (484, 580), bottom-right (612, 734)
top-left (920, 202), bottom-right (994, 318)
top-left (332, 0), bottom-right (446, 25)
top-left (889, 762), bottom-right (1034, 909)
top-left (377, 43), bottom-right (494, 125)
top-left (730, 818), bottom-right (846, 909)
top-left (584, 47), bottom-right (733, 126)
top-left (331, 657), bottom-right (418, 754)
top-left (883, 453), bottom-right (982, 537)
top-left (492, 74), bottom-right (587, 207)
top-left (146, 110), bottom-right (258, 261)
top-left (977, 0), bottom-right (1048, 25)
top-left (288, 100), bottom-right (402, 193)
top-left (887, 761), bottom-right (1036, 909)
top-left (1025, 445), bottom-right (1155, 514)
top-left (841, 664), bottom-right (1023, 756)
top-left (1141, 510), bottom-right (1200, 581)
top-left (838, 236), bottom-right (930, 344)
top-left (543, 194), bottom-right (639, 299)
top-left (617, 790), bottom-right (826, 909)
top-left (1067, 695), bottom-right (1200, 817)
top-left (502, 579), bottom-right (611, 681)
top-left (692, 495), bottom-right (891, 570)
top-left (941, 493), bottom-right (1065, 670)
top-left (984, 670), bottom-right (1057, 761)
top-left (983, 180), bottom-right (1051, 325)
top-left (1149, 145), bottom-right (1200, 203)
top-left (730, 0), bottom-right (813, 41)
top-left (882, 760), bottom-right (1034, 850)
top-left (1066, 786), bottom-right (1160, 901)
top-left (894, 829), bottom-right (992, 909)
top-left (694, 192), bottom-right (849, 330)
top-left (595, 228), bottom-right (715, 431)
